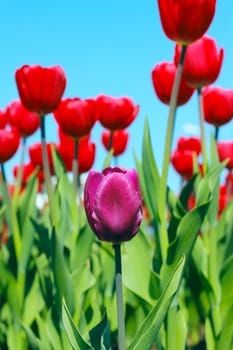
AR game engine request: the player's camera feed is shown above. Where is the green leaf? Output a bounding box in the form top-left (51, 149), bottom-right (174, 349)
top-left (123, 229), bottom-right (160, 305)
top-left (141, 118), bottom-right (160, 225)
top-left (89, 312), bottom-right (110, 350)
top-left (127, 256), bottom-right (185, 350)
top-left (164, 201), bottom-right (209, 282)
top-left (167, 307), bottom-right (187, 350)
top-left (51, 227), bottom-right (74, 315)
top-left (62, 300), bottom-right (94, 350)
top-left (21, 324), bottom-right (48, 350)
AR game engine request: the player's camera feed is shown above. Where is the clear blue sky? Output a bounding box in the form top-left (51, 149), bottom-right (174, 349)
top-left (1, 0), bottom-right (233, 192)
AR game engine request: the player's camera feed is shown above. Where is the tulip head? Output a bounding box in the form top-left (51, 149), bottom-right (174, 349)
top-left (158, 0), bottom-right (216, 45)
top-left (174, 36), bottom-right (224, 88)
top-left (101, 129), bottom-right (129, 156)
top-left (0, 128), bottom-right (20, 163)
top-left (217, 141), bottom-right (233, 169)
top-left (15, 64), bottom-right (66, 116)
top-left (6, 100), bottom-right (40, 137)
top-left (151, 62), bottom-right (194, 106)
top-left (203, 86), bottom-right (233, 127)
top-left (84, 167), bottom-right (142, 243)
top-left (54, 98), bottom-right (96, 140)
top-left (96, 95), bottom-right (139, 131)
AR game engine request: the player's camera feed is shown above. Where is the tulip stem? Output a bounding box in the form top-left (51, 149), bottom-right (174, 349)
top-left (108, 131), bottom-right (114, 151)
top-left (72, 139), bottom-right (80, 194)
top-left (0, 163), bottom-right (21, 261)
top-left (40, 116), bottom-right (57, 227)
top-left (197, 88), bottom-right (208, 174)
top-left (158, 44), bottom-right (187, 263)
top-left (113, 243), bottom-right (126, 350)
top-left (214, 126), bottom-right (219, 141)
top-left (13, 137), bottom-right (26, 205)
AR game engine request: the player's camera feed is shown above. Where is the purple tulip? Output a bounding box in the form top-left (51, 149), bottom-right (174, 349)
top-left (84, 167), bottom-right (142, 243)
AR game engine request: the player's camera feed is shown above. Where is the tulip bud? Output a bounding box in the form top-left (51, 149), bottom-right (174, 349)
top-left (84, 167), bottom-right (142, 243)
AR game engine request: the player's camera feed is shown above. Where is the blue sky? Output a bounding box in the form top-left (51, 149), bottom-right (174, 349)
top-left (0, 0), bottom-right (233, 192)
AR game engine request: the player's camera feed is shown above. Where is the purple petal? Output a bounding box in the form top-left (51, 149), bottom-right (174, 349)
top-left (84, 170), bottom-right (103, 229)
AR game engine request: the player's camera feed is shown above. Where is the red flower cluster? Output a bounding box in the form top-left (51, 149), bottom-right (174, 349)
top-left (101, 129), bottom-right (129, 156)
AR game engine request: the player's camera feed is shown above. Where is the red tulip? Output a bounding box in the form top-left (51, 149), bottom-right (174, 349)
top-left (217, 141), bottom-right (233, 169)
top-left (174, 36), bottom-right (224, 88)
top-left (54, 98), bottom-right (96, 140)
top-left (0, 128), bottom-right (20, 163)
top-left (171, 149), bottom-right (195, 180)
top-left (171, 136), bottom-right (202, 180)
top-left (157, 0), bottom-right (216, 45)
top-left (101, 129), bottom-right (129, 156)
top-left (177, 137), bottom-right (201, 155)
top-left (96, 95), bottom-right (139, 131)
top-left (6, 100), bottom-right (40, 137)
top-left (202, 86), bottom-right (233, 127)
top-left (29, 142), bottom-right (55, 175)
top-left (151, 62), bottom-right (194, 106)
top-left (57, 130), bottom-right (96, 174)
top-left (0, 109), bottom-right (8, 129)
top-left (15, 64), bottom-right (66, 116)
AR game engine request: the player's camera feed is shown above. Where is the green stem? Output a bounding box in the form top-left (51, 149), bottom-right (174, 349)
top-left (0, 163), bottom-right (21, 261)
top-left (197, 88), bottom-right (208, 174)
top-left (158, 44), bottom-right (187, 262)
top-left (113, 243), bottom-right (126, 350)
top-left (108, 130), bottom-right (114, 151)
top-left (214, 126), bottom-right (219, 141)
top-left (72, 139), bottom-right (80, 194)
top-left (13, 137), bottom-right (26, 206)
top-left (40, 116), bottom-right (57, 227)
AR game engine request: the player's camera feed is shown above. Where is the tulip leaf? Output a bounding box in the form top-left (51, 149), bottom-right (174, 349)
top-left (127, 255), bottom-right (185, 350)
top-left (21, 323), bottom-right (49, 350)
top-left (141, 117), bottom-right (160, 226)
top-left (62, 300), bottom-right (94, 350)
top-left (167, 306), bottom-right (187, 350)
top-left (123, 229), bottom-right (160, 304)
top-left (51, 227), bottom-right (74, 315)
top-left (89, 311), bottom-right (110, 350)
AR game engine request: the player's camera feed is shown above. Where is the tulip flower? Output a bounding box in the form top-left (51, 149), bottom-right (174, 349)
top-left (171, 136), bottom-right (202, 180)
top-left (202, 86), bottom-right (233, 127)
top-left (0, 109), bottom-right (8, 129)
top-left (96, 95), bottom-right (139, 131)
top-left (6, 100), bottom-right (40, 137)
top-left (84, 167), bottom-right (142, 243)
top-left (0, 128), bottom-right (20, 163)
top-left (54, 98), bottom-right (96, 139)
top-left (217, 141), bottom-right (233, 169)
top-left (177, 137), bottom-right (201, 155)
top-left (57, 132), bottom-right (96, 174)
top-left (101, 129), bottom-right (129, 156)
top-left (171, 149), bottom-right (196, 180)
top-left (157, 0), bottom-right (216, 44)
top-left (15, 64), bottom-right (66, 116)
top-left (174, 36), bottom-right (224, 88)
top-left (151, 62), bottom-right (194, 106)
